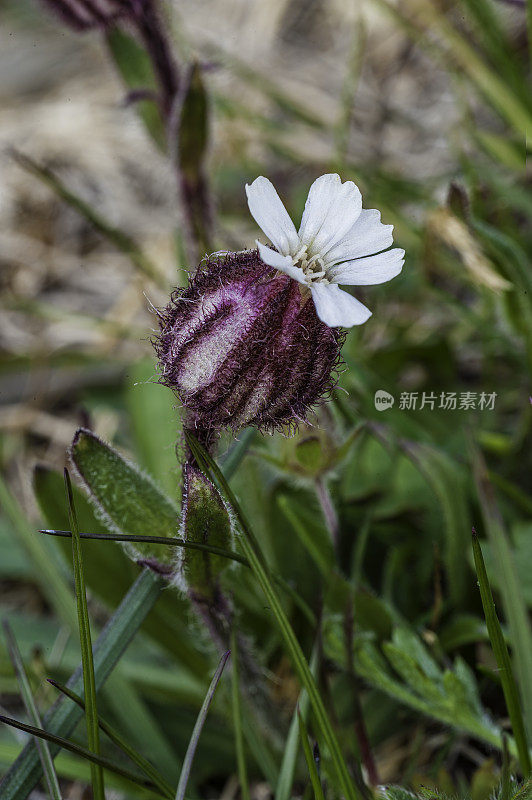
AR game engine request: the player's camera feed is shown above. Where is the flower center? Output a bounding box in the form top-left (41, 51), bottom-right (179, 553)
top-left (292, 245), bottom-right (329, 285)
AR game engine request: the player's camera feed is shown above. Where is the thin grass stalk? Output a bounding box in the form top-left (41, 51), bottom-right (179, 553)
top-left (230, 628), bottom-right (250, 800)
top-left (472, 447), bottom-right (532, 743)
top-left (39, 528), bottom-right (316, 623)
top-left (297, 710), bottom-right (325, 800)
top-left (275, 646), bottom-right (317, 800)
top-left (175, 651), bottom-right (230, 800)
top-left (500, 735), bottom-right (511, 800)
top-left (2, 622), bottom-right (62, 800)
top-left (472, 532), bottom-right (531, 775)
top-left (64, 470), bottom-right (105, 800)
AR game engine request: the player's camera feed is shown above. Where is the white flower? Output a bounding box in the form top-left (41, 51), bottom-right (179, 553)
top-left (246, 173), bottom-right (404, 328)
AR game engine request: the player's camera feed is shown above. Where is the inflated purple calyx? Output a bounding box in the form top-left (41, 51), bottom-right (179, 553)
top-left (153, 249), bottom-right (345, 433)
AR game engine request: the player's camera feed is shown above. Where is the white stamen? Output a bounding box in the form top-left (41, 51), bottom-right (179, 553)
top-left (291, 246), bottom-right (329, 286)
top-left (292, 245), bottom-right (308, 264)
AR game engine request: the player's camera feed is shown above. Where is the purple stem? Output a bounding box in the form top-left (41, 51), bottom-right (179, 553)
top-left (129, 0), bottom-right (179, 117)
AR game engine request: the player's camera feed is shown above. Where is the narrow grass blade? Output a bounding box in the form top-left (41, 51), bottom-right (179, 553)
top-left (11, 150), bottom-right (165, 287)
top-left (275, 648), bottom-right (317, 800)
top-left (472, 532), bottom-right (531, 775)
top-left (230, 629), bottom-right (250, 800)
top-left (0, 567), bottom-right (164, 800)
top-left (64, 469), bottom-right (105, 800)
top-left (47, 679), bottom-right (174, 799)
top-left (472, 446), bottom-right (532, 742)
top-left (277, 495), bottom-right (333, 578)
top-left (297, 710), bottom-right (325, 800)
top-left (221, 428), bottom-right (256, 480)
top-left (0, 715), bottom-right (160, 793)
top-left (2, 621), bottom-right (62, 800)
top-left (39, 528), bottom-right (248, 565)
top-left (175, 650), bottom-right (230, 800)
top-left (39, 529), bottom-right (315, 621)
top-left (185, 431), bottom-right (362, 800)
top-left (500, 735), bottom-right (511, 800)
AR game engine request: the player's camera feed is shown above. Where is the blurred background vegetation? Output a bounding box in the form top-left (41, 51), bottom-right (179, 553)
top-left (0, 0), bottom-right (531, 797)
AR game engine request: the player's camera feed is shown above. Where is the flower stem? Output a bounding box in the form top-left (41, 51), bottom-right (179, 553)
top-left (314, 477), bottom-right (339, 551)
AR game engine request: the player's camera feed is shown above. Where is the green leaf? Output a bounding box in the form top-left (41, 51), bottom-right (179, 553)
top-left (472, 533), bottom-right (530, 775)
top-left (353, 635), bottom-right (508, 754)
top-left (512, 777), bottom-right (532, 799)
top-left (439, 615), bottom-right (488, 651)
top-left (70, 428), bottom-right (179, 566)
top-left (2, 621), bottom-right (61, 800)
top-left (383, 643), bottom-right (445, 705)
top-left (175, 651), bottom-right (230, 800)
top-left (65, 470), bottom-right (105, 800)
top-left (353, 590), bottom-right (393, 640)
top-left (0, 568), bottom-right (165, 800)
top-left (106, 27), bottom-right (166, 148)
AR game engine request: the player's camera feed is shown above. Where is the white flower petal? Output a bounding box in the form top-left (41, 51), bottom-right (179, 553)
top-left (329, 248), bottom-right (405, 286)
top-left (298, 174), bottom-right (362, 258)
top-left (310, 283), bottom-right (372, 328)
top-left (257, 241), bottom-right (306, 284)
top-left (322, 209), bottom-right (394, 267)
top-left (246, 177), bottom-right (299, 256)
